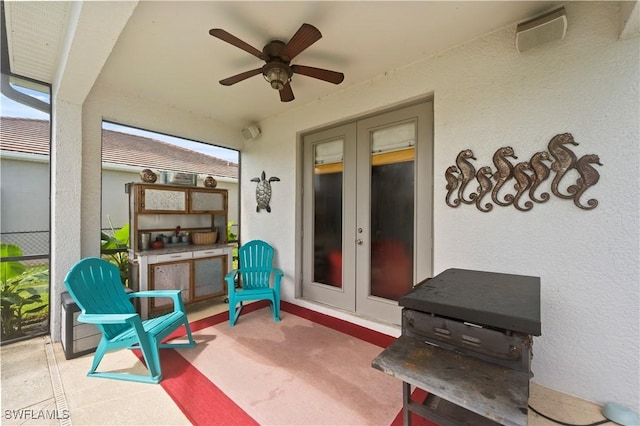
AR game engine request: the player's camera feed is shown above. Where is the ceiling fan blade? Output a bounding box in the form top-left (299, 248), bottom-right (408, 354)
top-left (279, 83), bottom-right (295, 102)
top-left (280, 23), bottom-right (322, 61)
top-left (219, 68), bottom-right (262, 86)
top-left (209, 28), bottom-right (267, 60)
top-left (292, 65), bottom-right (344, 84)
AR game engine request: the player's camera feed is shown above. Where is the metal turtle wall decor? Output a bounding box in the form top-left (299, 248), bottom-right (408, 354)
top-left (251, 171), bottom-right (280, 213)
top-left (445, 133), bottom-right (602, 212)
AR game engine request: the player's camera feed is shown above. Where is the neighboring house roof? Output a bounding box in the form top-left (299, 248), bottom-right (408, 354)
top-left (0, 116), bottom-right (238, 179)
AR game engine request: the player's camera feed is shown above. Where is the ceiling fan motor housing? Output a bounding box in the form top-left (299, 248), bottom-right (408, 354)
top-left (263, 40), bottom-right (288, 60)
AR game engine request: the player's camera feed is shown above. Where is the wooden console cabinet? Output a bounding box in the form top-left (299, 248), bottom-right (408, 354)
top-left (126, 183), bottom-right (233, 318)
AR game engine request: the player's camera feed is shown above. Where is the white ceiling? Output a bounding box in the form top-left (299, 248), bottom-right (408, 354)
top-left (4, 1), bottom-right (565, 128)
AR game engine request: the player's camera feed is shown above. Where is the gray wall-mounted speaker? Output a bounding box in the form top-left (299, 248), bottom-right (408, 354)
top-left (241, 125), bottom-right (261, 141)
top-left (516, 7), bottom-right (567, 53)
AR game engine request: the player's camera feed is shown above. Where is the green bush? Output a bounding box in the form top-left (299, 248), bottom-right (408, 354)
top-left (1, 243), bottom-right (48, 340)
top-left (101, 222), bottom-right (130, 287)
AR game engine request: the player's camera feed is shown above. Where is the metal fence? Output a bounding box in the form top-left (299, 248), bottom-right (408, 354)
top-left (1, 230), bottom-right (49, 260)
top-left (0, 229), bottom-right (49, 263)
top-left (0, 231), bottom-right (50, 344)
top-left (1, 229), bottom-right (125, 256)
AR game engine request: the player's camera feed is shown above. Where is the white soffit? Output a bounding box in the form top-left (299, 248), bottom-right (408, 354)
top-left (4, 1), bottom-right (71, 84)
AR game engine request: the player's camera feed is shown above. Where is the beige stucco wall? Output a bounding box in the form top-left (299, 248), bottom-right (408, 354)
top-left (239, 2), bottom-right (639, 408)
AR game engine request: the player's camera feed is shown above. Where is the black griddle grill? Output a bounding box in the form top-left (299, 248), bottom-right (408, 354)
top-left (400, 268), bottom-right (541, 336)
top-left (373, 268), bottom-right (542, 426)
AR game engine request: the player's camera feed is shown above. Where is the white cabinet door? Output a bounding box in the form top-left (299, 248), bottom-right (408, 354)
top-left (193, 256), bottom-right (226, 300)
top-left (150, 261), bottom-right (190, 313)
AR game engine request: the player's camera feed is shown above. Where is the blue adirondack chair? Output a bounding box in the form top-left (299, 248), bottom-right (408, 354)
top-left (64, 257), bottom-right (196, 384)
top-left (225, 240), bottom-right (283, 326)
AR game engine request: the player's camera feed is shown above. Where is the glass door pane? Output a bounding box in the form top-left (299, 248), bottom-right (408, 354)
top-left (302, 123), bottom-right (357, 311)
top-left (355, 102), bottom-right (430, 325)
top-left (313, 139), bottom-right (343, 287)
top-left (369, 124), bottom-right (415, 301)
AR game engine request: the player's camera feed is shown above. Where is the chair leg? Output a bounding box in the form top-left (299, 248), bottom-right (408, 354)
top-left (183, 320), bottom-right (196, 346)
top-left (89, 338), bottom-right (109, 374)
top-left (128, 320), bottom-right (162, 381)
top-left (87, 337), bottom-right (162, 384)
top-left (147, 344), bottom-right (162, 381)
top-left (160, 320), bottom-right (197, 348)
top-left (229, 300), bottom-right (243, 326)
top-left (138, 335), bottom-right (162, 381)
top-left (270, 296), bottom-right (280, 322)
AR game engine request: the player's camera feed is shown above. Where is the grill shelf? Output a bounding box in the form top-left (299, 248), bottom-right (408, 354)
top-left (372, 268), bottom-right (541, 426)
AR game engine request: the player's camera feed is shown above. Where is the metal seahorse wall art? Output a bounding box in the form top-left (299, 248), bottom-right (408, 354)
top-left (474, 166), bottom-right (494, 212)
top-left (529, 151), bottom-right (551, 203)
top-left (491, 146), bottom-right (517, 206)
top-left (512, 162), bottom-right (533, 211)
top-left (548, 133), bottom-right (579, 199)
top-left (456, 149), bottom-right (477, 204)
top-left (444, 133), bottom-right (601, 212)
top-left (568, 154), bottom-right (602, 210)
top-left (445, 166), bottom-right (461, 207)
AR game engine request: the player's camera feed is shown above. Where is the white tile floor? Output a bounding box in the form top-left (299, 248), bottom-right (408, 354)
top-left (1, 297), bottom-right (608, 426)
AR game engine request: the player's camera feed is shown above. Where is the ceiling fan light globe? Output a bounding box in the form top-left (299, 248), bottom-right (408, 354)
top-left (266, 67), bottom-right (287, 90)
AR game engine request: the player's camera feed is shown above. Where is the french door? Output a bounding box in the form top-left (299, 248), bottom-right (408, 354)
top-left (302, 101), bottom-right (433, 324)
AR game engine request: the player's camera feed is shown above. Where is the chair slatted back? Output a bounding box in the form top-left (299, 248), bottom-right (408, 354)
top-left (64, 257), bottom-right (135, 339)
top-left (239, 240), bottom-right (274, 290)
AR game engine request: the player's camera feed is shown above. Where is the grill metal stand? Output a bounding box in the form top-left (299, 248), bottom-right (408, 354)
top-left (372, 268), bottom-right (541, 426)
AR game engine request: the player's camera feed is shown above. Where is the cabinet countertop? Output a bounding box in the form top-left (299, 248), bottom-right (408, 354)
top-left (134, 243), bottom-right (233, 257)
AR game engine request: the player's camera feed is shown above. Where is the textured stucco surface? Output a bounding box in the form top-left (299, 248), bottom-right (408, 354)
top-left (50, 100), bottom-right (83, 343)
top-left (240, 2), bottom-right (639, 408)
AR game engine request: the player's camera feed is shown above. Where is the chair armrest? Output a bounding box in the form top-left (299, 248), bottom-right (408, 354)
top-left (224, 270), bottom-right (239, 280)
top-left (128, 290), bottom-right (185, 312)
top-left (78, 313), bottom-right (138, 325)
top-left (130, 290), bottom-right (181, 298)
top-left (225, 270), bottom-right (239, 295)
top-left (272, 268), bottom-right (284, 291)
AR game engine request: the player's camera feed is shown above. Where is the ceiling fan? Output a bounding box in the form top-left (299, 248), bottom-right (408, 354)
top-left (209, 23), bottom-right (344, 102)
